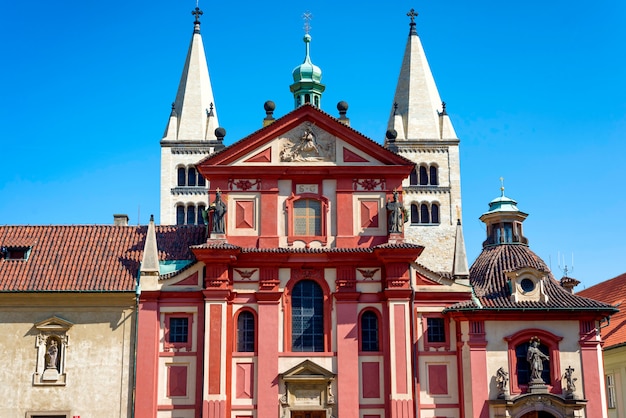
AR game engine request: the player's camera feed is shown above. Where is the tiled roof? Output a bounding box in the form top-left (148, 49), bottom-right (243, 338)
top-left (577, 273), bottom-right (626, 349)
top-left (192, 242), bottom-right (423, 253)
top-left (0, 225), bottom-right (205, 292)
top-left (446, 245), bottom-right (615, 312)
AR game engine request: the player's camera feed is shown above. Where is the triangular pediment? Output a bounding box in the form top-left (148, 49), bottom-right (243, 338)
top-left (34, 316), bottom-right (74, 332)
top-left (198, 105), bottom-right (412, 170)
top-left (281, 359), bottom-right (335, 383)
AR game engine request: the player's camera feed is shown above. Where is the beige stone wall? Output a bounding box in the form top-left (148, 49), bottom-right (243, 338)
top-left (400, 142), bottom-right (463, 274)
top-left (604, 346), bottom-right (626, 418)
top-left (160, 145), bottom-right (212, 225)
top-left (0, 293), bottom-right (135, 418)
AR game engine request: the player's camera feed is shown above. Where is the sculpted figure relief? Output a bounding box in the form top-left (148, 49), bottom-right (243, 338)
top-left (280, 124), bottom-right (335, 162)
top-left (46, 339), bottom-right (58, 369)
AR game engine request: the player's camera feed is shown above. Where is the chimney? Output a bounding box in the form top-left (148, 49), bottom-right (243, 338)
top-left (113, 214), bottom-right (129, 226)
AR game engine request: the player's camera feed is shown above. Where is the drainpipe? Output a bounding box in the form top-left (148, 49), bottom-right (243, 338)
top-left (131, 269), bottom-right (141, 418)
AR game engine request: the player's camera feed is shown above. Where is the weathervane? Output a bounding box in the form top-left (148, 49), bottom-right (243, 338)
top-left (500, 176), bottom-right (505, 195)
top-left (303, 11), bottom-right (313, 34)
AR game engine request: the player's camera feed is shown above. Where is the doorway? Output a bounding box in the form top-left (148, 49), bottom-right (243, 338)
top-left (291, 411), bottom-right (326, 418)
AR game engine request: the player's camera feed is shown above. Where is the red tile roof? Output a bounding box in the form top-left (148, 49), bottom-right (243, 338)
top-left (0, 225), bottom-right (205, 292)
top-left (577, 273), bottom-right (626, 349)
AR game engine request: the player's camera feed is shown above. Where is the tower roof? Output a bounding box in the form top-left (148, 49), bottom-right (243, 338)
top-left (163, 7), bottom-right (219, 141)
top-left (387, 9), bottom-right (456, 142)
top-left (290, 30), bottom-right (325, 109)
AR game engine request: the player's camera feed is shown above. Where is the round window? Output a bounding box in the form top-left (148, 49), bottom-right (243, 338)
top-left (520, 278), bottom-right (535, 292)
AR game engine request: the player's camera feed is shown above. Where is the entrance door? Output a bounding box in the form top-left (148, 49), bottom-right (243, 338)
top-left (291, 411), bottom-right (325, 418)
top-left (520, 412), bottom-right (557, 418)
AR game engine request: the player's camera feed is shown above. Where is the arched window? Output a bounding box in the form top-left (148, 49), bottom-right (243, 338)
top-left (420, 204), bottom-right (430, 224)
top-left (431, 204), bottom-right (440, 224)
top-left (429, 166), bottom-right (438, 185)
top-left (314, 96), bottom-right (319, 108)
top-left (515, 341), bottom-right (551, 386)
top-left (197, 204), bottom-right (206, 225)
top-left (305, 93), bottom-right (311, 104)
top-left (186, 206), bottom-right (196, 225)
top-left (293, 199), bottom-right (321, 236)
top-left (177, 167), bottom-right (185, 187)
top-left (176, 205), bottom-right (185, 225)
top-left (419, 166), bottom-right (428, 185)
top-left (409, 167), bottom-right (418, 185)
top-left (361, 311), bottom-right (379, 352)
top-left (237, 311), bottom-right (255, 352)
top-left (410, 204), bottom-right (419, 224)
top-left (292, 280), bottom-right (324, 352)
top-left (187, 167), bottom-right (197, 187)
top-left (197, 172), bottom-right (206, 187)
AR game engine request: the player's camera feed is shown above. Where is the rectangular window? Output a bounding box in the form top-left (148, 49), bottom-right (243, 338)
top-left (607, 374), bottom-right (616, 409)
top-left (169, 317), bottom-right (189, 343)
top-left (294, 199), bottom-right (321, 235)
top-left (427, 318), bottom-right (446, 343)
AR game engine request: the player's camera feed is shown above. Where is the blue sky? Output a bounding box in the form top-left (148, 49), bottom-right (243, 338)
top-left (1, 1), bottom-right (625, 288)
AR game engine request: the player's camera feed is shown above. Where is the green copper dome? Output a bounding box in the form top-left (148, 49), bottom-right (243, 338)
top-left (292, 34), bottom-right (323, 83)
top-left (483, 192), bottom-right (521, 215)
top-left (290, 33), bottom-right (325, 108)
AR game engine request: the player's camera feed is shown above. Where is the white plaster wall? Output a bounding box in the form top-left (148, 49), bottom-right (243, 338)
top-left (0, 294), bottom-right (135, 418)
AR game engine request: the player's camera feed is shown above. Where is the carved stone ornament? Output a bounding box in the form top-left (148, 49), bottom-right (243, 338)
top-left (280, 123), bottom-right (336, 162)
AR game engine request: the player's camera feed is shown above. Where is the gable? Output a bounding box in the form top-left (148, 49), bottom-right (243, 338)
top-left (198, 105), bottom-right (412, 170)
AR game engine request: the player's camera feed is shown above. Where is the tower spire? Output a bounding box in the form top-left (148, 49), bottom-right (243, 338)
top-left (290, 12), bottom-right (325, 109)
top-left (162, 6), bottom-right (219, 141)
top-left (386, 8), bottom-right (456, 143)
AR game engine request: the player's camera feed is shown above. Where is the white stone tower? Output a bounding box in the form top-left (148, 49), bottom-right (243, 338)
top-left (160, 7), bottom-right (224, 225)
top-left (385, 9), bottom-right (467, 277)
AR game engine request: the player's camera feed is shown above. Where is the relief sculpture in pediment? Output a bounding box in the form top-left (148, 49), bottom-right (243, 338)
top-left (280, 123), bottom-right (336, 162)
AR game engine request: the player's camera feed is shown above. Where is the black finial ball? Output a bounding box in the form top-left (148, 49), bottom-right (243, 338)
top-left (215, 127), bottom-right (226, 139)
top-left (337, 101), bottom-right (349, 112)
top-left (386, 129), bottom-right (398, 140)
top-left (264, 100), bottom-right (276, 112)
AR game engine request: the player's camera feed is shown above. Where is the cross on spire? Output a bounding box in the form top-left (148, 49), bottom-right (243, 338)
top-left (192, 7), bottom-right (203, 24)
top-left (303, 11), bottom-right (313, 34)
top-left (407, 8), bottom-right (418, 34)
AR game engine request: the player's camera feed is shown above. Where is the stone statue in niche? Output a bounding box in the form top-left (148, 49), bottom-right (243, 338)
top-left (527, 336), bottom-right (549, 383)
top-left (209, 189), bottom-right (227, 234)
top-left (564, 365), bottom-right (577, 398)
top-left (46, 339), bottom-right (58, 369)
top-left (386, 190), bottom-right (404, 233)
top-left (280, 123), bottom-right (336, 162)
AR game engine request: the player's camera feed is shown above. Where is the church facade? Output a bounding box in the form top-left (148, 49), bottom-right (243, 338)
top-left (0, 6), bottom-right (617, 418)
top-left (138, 7), bottom-right (616, 418)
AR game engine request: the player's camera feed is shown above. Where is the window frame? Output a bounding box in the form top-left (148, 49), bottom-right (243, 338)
top-left (285, 193), bottom-right (329, 246)
top-left (422, 314), bottom-right (450, 350)
top-left (164, 313), bottom-right (193, 351)
top-left (359, 309), bottom-right (382, 353)
top-left (235, 309), bottom-right (257, 353)
top-left (607, 374), bottom-right (617, 409)
top-left (284, 272), bottom-right (332, 353)
top-left (504, 329), bottom-right (562, 394)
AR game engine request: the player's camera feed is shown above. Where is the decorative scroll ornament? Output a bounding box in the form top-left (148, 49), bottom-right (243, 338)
top-left (353, 178), bottom-right (386, 191)
top-left (228, 178), bottom-right (261, 191)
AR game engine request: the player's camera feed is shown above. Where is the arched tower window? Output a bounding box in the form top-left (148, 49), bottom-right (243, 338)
top-left (420, 204), bottom-right (430, 224)
top-left (419, 166), bottom-right (428, 185)
top-left (305, 94), bottom-right (311, 104)
top-left (197, 204), bottom-right (206, 225)
top-left (429, 166), bottom-right (438, 185)
top-left (177, 167), bottom-right (185, 187)
top-left (186, 205), bottom-right (196, 225)
top-left (410, 204), bottom-right (419, 224)
top-left (409, 167), bottom-right (418, 185)
top-left (176, 205), bottom-right (185, 225)
top-left (360, 310), bottom-right (379, 352)
top-left (237, 310), bottom-right (255, 352)
top-left (291, 280), bottom-right (324, 352)
top-left (431, 203), bottom-right (440, 224)
top-left (187, 167), bottom-right (197, 187)
top-left (198, 172), bottom-right (206, 187)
